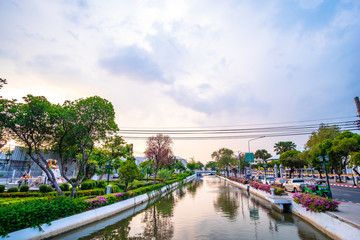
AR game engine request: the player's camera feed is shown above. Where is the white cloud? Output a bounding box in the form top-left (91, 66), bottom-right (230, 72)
top-left (0, 0), bottom-right (359, 162)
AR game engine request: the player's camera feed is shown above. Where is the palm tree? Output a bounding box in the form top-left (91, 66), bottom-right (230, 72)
top-left (274, 141), bottom-right (297, 155)
top-left (254, 149), bottom-right (272, 163)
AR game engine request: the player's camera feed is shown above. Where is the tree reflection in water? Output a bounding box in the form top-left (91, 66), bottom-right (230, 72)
top-left (213, 189), bottom-right (239, 221)
top-left (186, 178), bottom-right (203, 198)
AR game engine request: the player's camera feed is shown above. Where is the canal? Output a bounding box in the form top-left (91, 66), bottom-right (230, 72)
top-left (55, 176), bottom-right (331, 240)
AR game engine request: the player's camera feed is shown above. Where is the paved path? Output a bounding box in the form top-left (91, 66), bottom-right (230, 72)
top-left (327, 202), bottom-right (360, 229)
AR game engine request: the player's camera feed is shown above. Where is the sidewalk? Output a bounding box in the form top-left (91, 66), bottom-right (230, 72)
top-left (327, 202), bottom-right (360, 229)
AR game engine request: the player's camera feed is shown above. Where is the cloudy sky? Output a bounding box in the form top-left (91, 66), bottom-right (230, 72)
top-left (1, 0), bottom-right (359, 163)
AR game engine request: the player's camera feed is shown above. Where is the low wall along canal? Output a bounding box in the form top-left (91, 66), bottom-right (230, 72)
top-left (49, 175), bottom-right (331, 240)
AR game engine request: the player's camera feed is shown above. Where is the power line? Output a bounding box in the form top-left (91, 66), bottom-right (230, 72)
top-left (119, 119), bottom-right (359, 141)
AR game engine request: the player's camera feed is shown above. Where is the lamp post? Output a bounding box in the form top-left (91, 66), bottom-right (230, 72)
top-left (318, 155), bottom-right (333, 199)
top-left (248, 136), bottom-right (265, 153)
top-left (263, 163), bottom-right (267, 184)
top-left (238, 152), bottom-right (242, 178)
top-left (5, 146), bottom-right (12, 183)
top-left (106, 160), bottom-right (114, 185)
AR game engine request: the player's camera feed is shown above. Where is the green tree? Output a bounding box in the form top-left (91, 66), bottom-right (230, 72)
top-left (211, 148), bottom-right (235, 177)
top-left (145, 134), bottom-right (173, 184)
top-left (196, 161), bottom-right (204, 170)
top-left (187, 162), bottom-right (197, 171)
top-left (0, 95), bottom-right (64, 195)
top-left (172, 159), bottom-right (186, 173)
top-left (304, 125), bottom-right (341, 176)
top-left (279, 150), bottom-right (307, 178)
top-left (139, 159), bottom-right (154, 179)
top-left (274, 141), bottom-right (297, 155)
top-left (53, 96), bottom-right (119, 197)
top-left (254, 149), bottom-right (272, 163)
top-left (205, 161), bottom-right (217, 170)
top-left (350, 152), bottom-right (360, 176)
top-left (157, 168), bottom-right (173, 182)
top-left (318, 131), bottom-right (360, 180)
top-left (118, 157), bottom-right (142, 192)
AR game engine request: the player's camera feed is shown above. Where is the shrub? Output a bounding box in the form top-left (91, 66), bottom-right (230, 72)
top-left (293, 192), bottom-right (340, 212)
top-left (0, 185), bottom-right (5, 193)
top-left (39, 184), bottom-right (53, 193)
top-left (59, 183), bottom-right (70, 191)
top-left (81, 180), bottom-right (96, 190)
top-left (70, 178), bottom-right (76, 183)
top-left (19, 185), bottom-right (29, 192)
top-left (109, 184), bottom-right (119, 193)
top-left (7, 187), bottom-right (18, 193)
top-left (0, 197), bottom-right (89, 237)
top-left (97, 180), bottom-right (106, 188)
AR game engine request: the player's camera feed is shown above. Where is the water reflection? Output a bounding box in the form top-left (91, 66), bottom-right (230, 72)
top-left (213, 190), bottom-right (239, 220)
top-left (60, 176), bottom-right (331, 240)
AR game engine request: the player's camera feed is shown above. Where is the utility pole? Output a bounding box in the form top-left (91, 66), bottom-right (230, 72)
top-left (355, 97), bottom-right (360, 129)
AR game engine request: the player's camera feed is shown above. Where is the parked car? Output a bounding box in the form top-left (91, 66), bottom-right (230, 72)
top-left (261, 177), bottom-right (275, 185)
top-left (275, 178), bottom-right (287, 187)
top-left (283, 179), bottom-right (306, 192)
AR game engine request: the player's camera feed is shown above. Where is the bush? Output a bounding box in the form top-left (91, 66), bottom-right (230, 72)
top-left (39, 184), bottom-right (53, 193)
top-left (293, 192), bottom-right (340, 212)
top-left (109, 184), bottom-right (119, 193)
top-left (7, 187), bottom-right (18, 193)
top-left (59, 183), bottom-right (70, 191)
top-left (19, 185), bottom-right (29, 192)
top-left (97, 180), bottom-right (106, 188)
top-left (81, 180), bottom-right (96, 190)
top-left (0, 185), bottom-right (5, 193)
top-left (0, 197), bottom-right (89, 237)
top-left (70, 178), bottom-right (76, 183)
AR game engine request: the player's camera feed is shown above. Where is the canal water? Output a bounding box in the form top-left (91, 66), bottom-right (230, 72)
top-left (55, 176), bottom-right (331, 240)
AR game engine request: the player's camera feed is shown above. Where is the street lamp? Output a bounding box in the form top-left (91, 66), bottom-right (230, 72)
top-left (238, 152), bottom-right (242, 178)
top-left (106, 159), bottom-right (114, 185)
top-left (248, 136), bottom-right (265, 153)
top-left (319, 155), bottom-right (333, 199)
top-left (263, 163), bottom-right (267, 184)
top-left (0, 147), bottom-right (12, 167)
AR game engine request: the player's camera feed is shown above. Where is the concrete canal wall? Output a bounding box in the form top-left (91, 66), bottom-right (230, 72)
top-left (221, 176), bottom-right (360, 240)
top-left (6, 174), bottom-right (196, 240)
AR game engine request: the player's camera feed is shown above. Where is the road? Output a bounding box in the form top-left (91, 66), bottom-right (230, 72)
top-left (330, 186), bottom-right (360, 204)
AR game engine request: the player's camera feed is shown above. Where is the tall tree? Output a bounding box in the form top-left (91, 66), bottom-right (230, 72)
top-left (211, 148), bottom-right (235, 177)
top-left (279, 150), bottom-right (307, 178)
top-left (254, 149), bottom-right (272, 163)
top-left (57, 96), bottom-right (119, 197)
top-left (318, 131), bottom-right (360, 180)
top-left (274, 141), bottom-right (297, 155)
top-left (0, 95), bottom-right (64, 195)
top-left (145, 134), bottom-right (173, 184)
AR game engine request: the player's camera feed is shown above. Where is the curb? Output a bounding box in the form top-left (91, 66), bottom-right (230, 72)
top-left (330, 183), bottom-right (360, 188)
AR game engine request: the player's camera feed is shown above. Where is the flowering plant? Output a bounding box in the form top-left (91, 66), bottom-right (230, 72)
top-left (293, 192), bottom-right (339, 212)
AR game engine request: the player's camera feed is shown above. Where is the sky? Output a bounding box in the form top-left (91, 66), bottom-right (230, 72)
top-left (1, 0), bottom-right (360, 163)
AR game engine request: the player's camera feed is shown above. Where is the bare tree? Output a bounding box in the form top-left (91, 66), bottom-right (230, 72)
top-left (145, 134), bottom-right (173, 183)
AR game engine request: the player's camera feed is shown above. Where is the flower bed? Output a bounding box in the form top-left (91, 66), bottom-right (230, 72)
top-left (227, 176), bottom-right (284, 195)
top-left (293, 192), bottom-right (339, 213)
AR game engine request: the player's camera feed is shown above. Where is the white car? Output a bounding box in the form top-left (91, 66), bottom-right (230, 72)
top-left (262, 177), bottom-right (275, 185)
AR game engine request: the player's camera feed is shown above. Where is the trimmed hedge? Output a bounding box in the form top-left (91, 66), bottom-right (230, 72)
top-left (97, 180), bottom-right (106, 188)
top-left (19, 185), bottom-right (30, 193)
top-left (0, 189), bottom-right (106, 198)
top-left (39, 185), bottom-right (53, 193)
top-left (0, 197), bottom-right (89, 237)
top-left (59, 183), bottom-right (70, 191)
top-left (7, 187), bottom-right (18, 193)
top-left (80, 180), bottom-right (97, 190)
